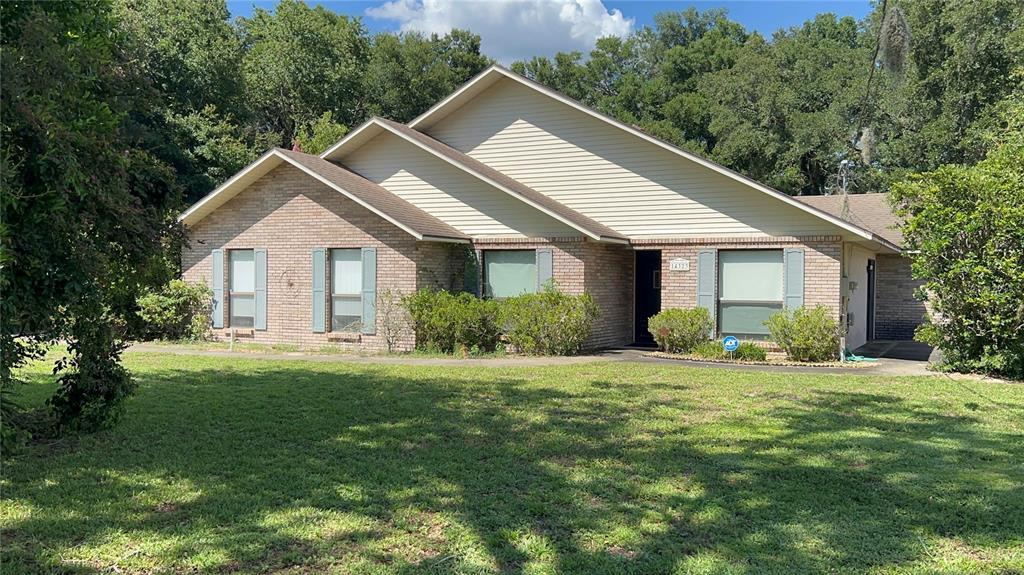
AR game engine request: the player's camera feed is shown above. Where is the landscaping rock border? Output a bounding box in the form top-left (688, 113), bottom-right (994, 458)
top-left (643, 351), bottom-right (876, 368)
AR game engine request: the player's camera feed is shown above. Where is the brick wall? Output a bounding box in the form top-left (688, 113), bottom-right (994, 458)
top-left (472, 238), bottom-right (634, 349)
top-left (584, 242), bottom-right (634, 348)
top-left (875, 254), bottom-right (926, 339)
top-left (415, 242), bottom-right (467, 292)
top-left (183, 165), bottom-right (848, 351)
top-left (470, 237), bottom-right (587, 294)
top-left (183, 163), bottom-right (430, 351)
top-left (632, 236), bottom-right (843, 337)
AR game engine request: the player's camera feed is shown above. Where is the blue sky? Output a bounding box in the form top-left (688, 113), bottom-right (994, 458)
top-left (226, 1), bottom-right (874, 63)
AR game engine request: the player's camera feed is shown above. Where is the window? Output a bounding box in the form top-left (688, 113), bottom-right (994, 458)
top-left (718, 250), bottom-right (784, 339)
top-left (484, 250), bottom-right (536, 298)
top-left (229, 249), bottom-right (255, 328)
top-left (331, 249), bottom-right (362, 331)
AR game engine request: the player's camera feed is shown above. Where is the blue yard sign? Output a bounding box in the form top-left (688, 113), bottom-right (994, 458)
top-left (722, 336), bottom-right (740, 353)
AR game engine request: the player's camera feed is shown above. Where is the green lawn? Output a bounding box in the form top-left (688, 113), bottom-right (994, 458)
top-left (2, 354), bottom-right (1022, 574)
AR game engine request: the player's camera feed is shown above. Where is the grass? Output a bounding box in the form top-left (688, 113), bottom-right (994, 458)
top-left (135, 340), bottom-right (509, 359)
top-left (2, 354), bottom-right (1022, 574)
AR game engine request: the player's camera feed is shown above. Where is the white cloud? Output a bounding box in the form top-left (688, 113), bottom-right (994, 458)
top-left (365, 0), bottom-right (634, 64)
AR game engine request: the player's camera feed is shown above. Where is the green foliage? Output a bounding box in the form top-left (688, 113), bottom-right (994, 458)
top-left (363, 29), bottom-right (491, 122)
top-left (163, 106), bottom-right (277, 201)
top-left (48, 305), bottom-right (137, 433)
top-left (647, 308), bottom-right (713, 353)
top-left (403, 287), bottom-right (599, 356)
top-left (690, 340), bottom-right (768, 361)
top-left (137, 280), bottom-right (213, 341)
top-left (765, 306), bottom-right (841, 362)
top-left (513, 1), bottom-right (1023, 196)
top-left (499, 287), bottom-right (600, 356)
top-left (10, 354), bottom-right (1024, 572)
top-left (1, 1), bottom-right (181, 437)
top-left (114, 0), bottom-right (243, 114)
top-left (890, 87), bottom-right (1024, 379)
top-left (294, 112), bottom-right (349, 155)
top-left (239, 0), bottom-right (369, 143)
top-left (402, 290), bottom-right (502, 354)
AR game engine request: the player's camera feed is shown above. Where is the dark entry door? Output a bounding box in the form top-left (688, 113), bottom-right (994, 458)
top-left (866, 259), bottom-right (876, 341)
top-left (634, 250), bottom-right (662, 345)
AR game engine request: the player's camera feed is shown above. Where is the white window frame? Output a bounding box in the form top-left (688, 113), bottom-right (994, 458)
top-left (228, 249), bottom-right (256, 328)
top-left (717, 249), bottom-right (784, 339)
top-left (482, 249), bottom-right (537, 299)
top-left (330, 248), bottom-right (363, 333)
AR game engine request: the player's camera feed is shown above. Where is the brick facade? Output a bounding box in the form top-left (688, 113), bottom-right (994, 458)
top-left (632, 236), bottom-right (843, 334)
top-left (183, 165), bottom-right (857, 351)
top-left (875, 254), bottom-right (926, 340)
top-left (584, 242), bottom-right (635, 348)
top-left (182, 164), bottom-right (447, 352)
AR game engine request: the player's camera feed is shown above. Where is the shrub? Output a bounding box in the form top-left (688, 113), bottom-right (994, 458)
top-left (500, 287), bottom-right (600, 355)
top-left (764, 305), bottom-right (840, 362)
top-left (377, 288), bottom-right (410, 353)
top-left (136, 280), bottom-right (212, 341)
top-left (690, 340), bottom-right (767, 361)
top-left (402, 289), bottom-right (502, 353)
top-left (890, 97), bottom-right (1024, 379)
top-left (647, 308), bottom-right (713, 353)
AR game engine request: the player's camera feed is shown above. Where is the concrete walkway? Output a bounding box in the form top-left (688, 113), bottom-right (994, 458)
top-left (128, 343), bottom-right (937, 376)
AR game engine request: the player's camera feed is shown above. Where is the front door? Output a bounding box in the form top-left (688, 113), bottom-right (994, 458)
top-left (866, 258), bottom-right (876, 341)
top-left (634, 250), bottom-right (662, 345)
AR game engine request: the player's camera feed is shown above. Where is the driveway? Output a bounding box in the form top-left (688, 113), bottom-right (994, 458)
top-left (853, 340), bottom-right (938, 362)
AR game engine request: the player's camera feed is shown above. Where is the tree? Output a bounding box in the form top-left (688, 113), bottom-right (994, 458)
top-left (1, 1), bottom-right (182, 439)
top-left (239, 0), bottom-right (369, 145)
top-left (294, 112), bottom-right (348, 155)
top-left (363, 29), bottom-right (490, 122)
top-left (114, 0), bottom-right (244, 114)
top-left (702, 15), bottom-right (870, 194)
top-left (113, 0), bottom-right (269, 203)
top-left (890, 78), bottom-right (1024, 378)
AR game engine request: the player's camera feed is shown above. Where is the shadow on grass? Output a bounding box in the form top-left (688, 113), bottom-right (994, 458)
top-left (3, 362), bottom-right (1022, 574)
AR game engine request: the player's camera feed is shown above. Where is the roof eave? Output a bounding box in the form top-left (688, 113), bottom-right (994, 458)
top-left (372, 119), bottom-right (627, 243)
top-left (409, 65), bottom-right (884, 242)
top-left (179, 148), bottom-right (470, 242)
top-left (178, 148), bottom-right (281, 226)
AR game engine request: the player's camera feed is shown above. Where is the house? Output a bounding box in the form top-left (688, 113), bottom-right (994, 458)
top-left (179, 65), bottom-right (924, 352)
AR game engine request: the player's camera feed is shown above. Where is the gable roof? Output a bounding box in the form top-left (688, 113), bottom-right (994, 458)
top-left (178, 148), bottom-right (469, 242)
top-left (795, 193), bottom-right (904, 248)
top-left (407, 65), bottom-right (892, 246)
top-left (322, 117), bottom-right (629, 243)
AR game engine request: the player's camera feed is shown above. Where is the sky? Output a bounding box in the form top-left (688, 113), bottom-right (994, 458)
top-left (226, 0), bottom-right (874, 64)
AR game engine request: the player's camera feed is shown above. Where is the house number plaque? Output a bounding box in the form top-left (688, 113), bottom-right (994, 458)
top-left (669, 258), bottom-right (690, 271)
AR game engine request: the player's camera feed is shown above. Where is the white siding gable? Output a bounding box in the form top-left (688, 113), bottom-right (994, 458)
top-left (342, 131), bottom-right (577, 238)
top-left (427, 78), bottom-right (839, 239)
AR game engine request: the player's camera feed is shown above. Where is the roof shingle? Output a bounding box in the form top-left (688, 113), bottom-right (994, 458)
top-left (275, 148), bottom-right (469, 241)
top-left (795, 193), bottom-right (903, 247)
top-left (375, 118), bottom-right (628, 242)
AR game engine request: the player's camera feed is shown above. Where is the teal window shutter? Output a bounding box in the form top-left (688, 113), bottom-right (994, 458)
top-left (361, 247), bottom-right (377, 335)
top-left (211, 249), bottom-right (224, 328)
top-left (311, 248), bottom-right (326, 333)
top-left (254, 248), bottom-right (267, 330)
top-left (536, 248), bottom-right (553, 290)
top-left (463, 250), bottom-right (480, 295)
top-left (784, 248), bottom-right (805, 310)
top-left (696, 249), bottom-right (716, 335)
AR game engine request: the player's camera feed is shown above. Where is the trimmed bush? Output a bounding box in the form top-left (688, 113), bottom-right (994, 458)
top-left (690, 340), bottom-right (767, 361)
top-left (136, 280), bottom-right (212, 341)
top-left (402, 289), bottom-right (502, 354)
top-left (647, 308), bottom-right (713, 353)
top-left (501, 287), bottom-right (600, 355)
top-left (764, 305), bottom-right (840, 362)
